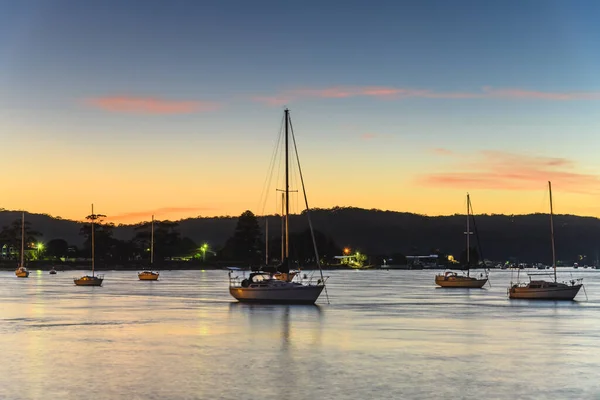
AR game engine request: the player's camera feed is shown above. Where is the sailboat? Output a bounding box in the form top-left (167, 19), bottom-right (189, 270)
top-left (508, 182), bottom-right (583, 300)
top-left (15, 212), bottom-right (29, 278)
top-left (138, 215), bottom-right (159, 280)
top-left (229, 108), bottom-right (327, 304)
top-left (435, 194), bottom-right (488, 288)
top-left (74, 204), bottom-right (104, 286)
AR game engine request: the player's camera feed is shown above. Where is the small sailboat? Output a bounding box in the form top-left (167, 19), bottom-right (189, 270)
top-left (435, 193), bottom-right (488, 288)
top-left (509, 182), bottom-right (583, 300)
top-left (49, 268), bottom-right (57, 275)
top-left (74, 204), bottom-right (104, 286)
top-left (15, 212), bottom-right (29, 278)
top-left (138, 215), bottom-right (159, 281)
top-left (229, 109), bottom-right (327, 304)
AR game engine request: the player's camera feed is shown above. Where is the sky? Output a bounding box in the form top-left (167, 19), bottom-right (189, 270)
top-left (1, 0), bottom-right (600, 223)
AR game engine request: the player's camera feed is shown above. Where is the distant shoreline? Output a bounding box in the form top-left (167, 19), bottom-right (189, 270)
top-left (0, 262), bottom-right (361, 271)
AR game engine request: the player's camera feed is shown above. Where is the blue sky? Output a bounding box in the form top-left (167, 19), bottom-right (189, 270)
top-left (1, 0), bottom-right (600, 221)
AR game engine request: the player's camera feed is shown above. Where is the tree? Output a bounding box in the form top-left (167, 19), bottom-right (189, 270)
top-left (268, 228), bottom-right (341, 265)
top-left (221, 210), bottom-right (263, 265)
top-left (108, 238), bottom-right (136, 262)
top-left (0, 217), bottom-right (42, 260)
top-left (175, 237), bottom-right (199, 259)
top-left (133, 219), bottom-right (182, 261)
top-left (46, 238), bottom-right (69, 261)
top-left (79, 212), bottom-right (113, 262)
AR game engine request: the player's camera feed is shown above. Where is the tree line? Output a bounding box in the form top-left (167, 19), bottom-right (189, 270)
top-left (0, 210), bottom-right (344, 268)
top-left (0, 215), bottom-right (200, 264)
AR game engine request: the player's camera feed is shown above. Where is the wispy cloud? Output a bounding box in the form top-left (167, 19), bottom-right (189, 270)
top-left (431, 148), bottom-right (455, 156)
top-left (420, 150), bottom-right (600, 193)
top-left (86, 96), bottom-right (221, 114)
top-left (253, 86), bottom-right (600, 105)
top-left (107, 206), bottom-right (213, 223)
top-left (361, 133), bottom-right (378, 141)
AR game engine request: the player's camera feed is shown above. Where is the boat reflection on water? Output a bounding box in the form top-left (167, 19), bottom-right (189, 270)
top-left (227, 302), bottom-right (323, 350)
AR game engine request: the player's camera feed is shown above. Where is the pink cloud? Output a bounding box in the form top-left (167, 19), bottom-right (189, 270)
top-left (252, 86), bottom-right (600, 105)
top-left (419, 150), bottom-right (600, 194)
top-left (86, 96), bottom-right (221, 114)
top-left (361, 133), bottom-right (378, 140)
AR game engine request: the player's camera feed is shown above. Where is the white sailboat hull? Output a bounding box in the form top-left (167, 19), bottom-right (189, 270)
top-left (229, 285), bottom-right (324, 304)
top-left (509, 283), bottom-right (582, 300)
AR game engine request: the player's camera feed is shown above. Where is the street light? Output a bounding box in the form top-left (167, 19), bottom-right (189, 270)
top-left (200, 243), bottom-right (209, 262)
top-left (36, 242), bottom-right (44, 260)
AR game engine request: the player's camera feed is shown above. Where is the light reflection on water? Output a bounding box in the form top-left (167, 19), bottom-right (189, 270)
top-left (1, 269), bottom-right (600, 399)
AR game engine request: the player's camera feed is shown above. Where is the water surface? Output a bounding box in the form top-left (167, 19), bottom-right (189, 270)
top-left (1, 269), bottom-right (599, 399)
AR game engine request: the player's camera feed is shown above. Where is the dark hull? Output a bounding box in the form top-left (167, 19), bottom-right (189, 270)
top-left (229, 285), bottom-right (324, 304)
top-left (74, 276), bottom-right (104, 286)
top-left (509, 284), bottom-right (582, 300)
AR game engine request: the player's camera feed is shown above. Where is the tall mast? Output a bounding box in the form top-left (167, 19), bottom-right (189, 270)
top-left (150, 215), bottom-right (155, 266)
top-left (91, 203), bottom-right (95, 276)
top-left (265, 217), bottom-right (268, 265)
top-left (20, 212), bottom-right (25, 268)
top-left (549, 181), bottom-right (557, 282)
top-left (464, 193), bottom-right (473, 276)
top-left (466, 194), bottom-right (470, 268)
top-left (284, 108), bottom-right (290, 263)
top-left (281, 192), bottom-right (285, 261)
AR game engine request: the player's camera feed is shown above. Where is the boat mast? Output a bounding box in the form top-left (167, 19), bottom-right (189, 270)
top-left (466, 194), bottom-right (470, 275)
top-left (549, 181), bottom-right (557, 282)
top-left (265, 217), bottom-right (268, 265)
top-left (281, 192), bottom-right (285, 262)
top-left (284, 108), bottom-right (290, 265)
top-left (20, 212), bottom-right (25, 268)
top-left (91, 204), bottom-right (95, 277)
top-left (465, 193), bottom-right (473, 277)
top-left (150, 215), bottom-right (154, 266)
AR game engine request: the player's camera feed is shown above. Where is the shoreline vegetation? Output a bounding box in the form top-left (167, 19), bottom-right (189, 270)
top-left (2, 207), bottom-right (600, 268)
top-left (0, 260), bottom-right (586, 272)
top-left (0, 260), bottom-right (361, 271)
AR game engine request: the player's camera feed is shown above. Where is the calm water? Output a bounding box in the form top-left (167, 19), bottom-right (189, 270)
top-left (1, 269), bottom-right (599, 400)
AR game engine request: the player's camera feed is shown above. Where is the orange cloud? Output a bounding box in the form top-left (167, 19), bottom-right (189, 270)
top-left (420, 151), bottom-right (600, 193)
top-left (86, 96), bottom-right (220, 114)
top-left (253, 86), bottom-right (600, 105)
top-left (107, 207), bottom-right (213, 223)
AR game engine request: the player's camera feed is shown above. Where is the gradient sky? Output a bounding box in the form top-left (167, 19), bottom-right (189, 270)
top-left (2, 0), bottom-right (600, 223)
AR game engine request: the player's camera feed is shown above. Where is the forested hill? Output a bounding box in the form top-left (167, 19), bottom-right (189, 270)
top-left (1, 207), bottom-right (599, 263)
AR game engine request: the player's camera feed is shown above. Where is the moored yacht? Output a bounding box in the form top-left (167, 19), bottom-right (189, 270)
top-left (229, 270), bottom-right (324, 304)
top-left (435, 271), bottom-right (488, 288)
top-left (15, 212), bottom-right (29, 278)
top-left (138, 215), bottom-right (159, 281)
top-left (508, 182), bottom-right (583, 300)
top-left (436, 194), bottom-right (488, 288)
top-left (228, 109), bottom-right (327, 304)
top-left (74, 204), bottom-right (104, 287)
